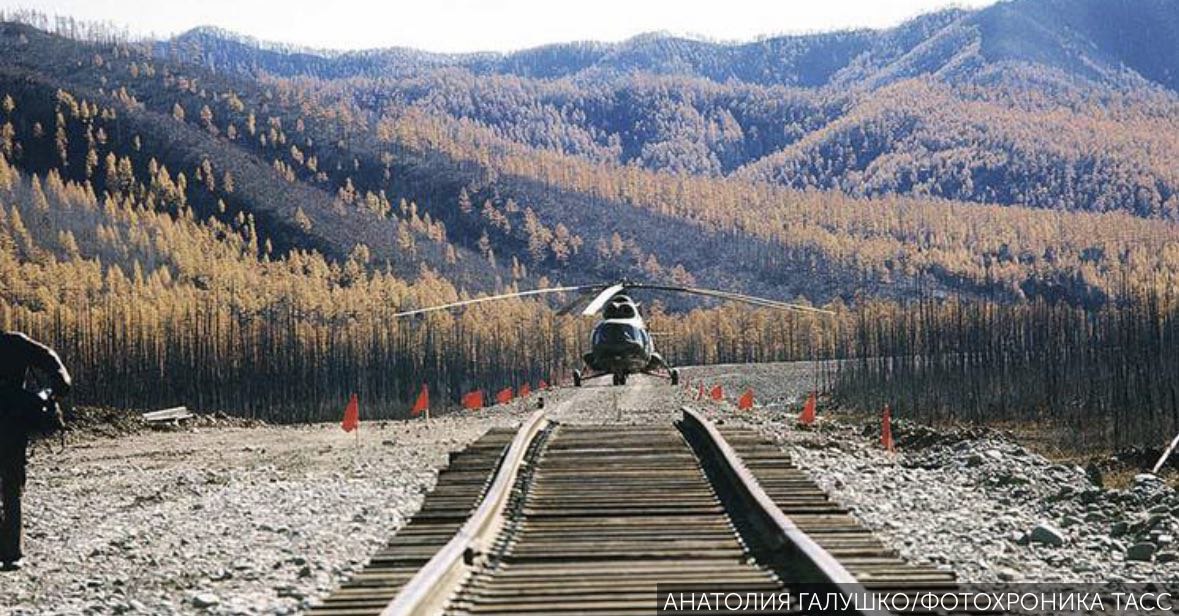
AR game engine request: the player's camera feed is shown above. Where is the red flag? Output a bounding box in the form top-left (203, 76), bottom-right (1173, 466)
top-left (495, 387), bottom-right (514, 405)
top-left (462, 390), bottom-right (484, 410)
top-left (539, 379), bottom-right (548, 390)
top-left (882, 405), bottom-right (895, 452)
top-left (410, 384), bottom-right (429, 417)
top-left (738, 389), bottom-right (754, 410)
top-left (799, 391), bottom-right (816, 425)
top-left (710, 385), bottom-right (724, 401)
top-left (519, 383), bottom-right (531, 398)
top-left (341, 393), bottom-right (360, 432)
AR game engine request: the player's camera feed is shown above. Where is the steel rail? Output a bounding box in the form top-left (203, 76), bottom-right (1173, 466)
top-left (380, 409), bottom-right (550, 616)
top-left (681, 406), bottom-right (893, 616)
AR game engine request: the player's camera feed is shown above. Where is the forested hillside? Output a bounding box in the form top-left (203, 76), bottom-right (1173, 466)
top-left (2, 1), bottom-right (1179, 437)
top-left (153, 0), bottom-right (1179, 217)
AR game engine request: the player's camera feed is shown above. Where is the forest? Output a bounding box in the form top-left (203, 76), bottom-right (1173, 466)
top-left (2, 2), bottom-right (1179, 447)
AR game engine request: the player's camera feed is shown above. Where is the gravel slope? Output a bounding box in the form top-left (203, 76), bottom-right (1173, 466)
top-left (687, 362), bottom-right (1179, 584)
top-left (1, 412), bottom-right (534, 615)
top-left (0, 380), bottom-right (681, 616)
top-left (5, 362), bottom-right (1178, 616)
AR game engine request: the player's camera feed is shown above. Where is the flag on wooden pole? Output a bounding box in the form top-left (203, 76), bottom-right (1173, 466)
top-left (341, 393), bottom-right (360, 433)
top-left (697, 385), bottom-right (706, 400)
top-left (737, 389), bottom-right (754, 410)
top-left (710, 385), bottom-right (724, 401)
top-left (462, 390), bottom-right (484, 410)
top-left (495, 387), bottom-right (514, 405)
top-left (411, 384), bottom-right (429, 417)
top-left (882, 405), bottom-right (895, 452)
top-left (799, 391), bottom-right (816, 425)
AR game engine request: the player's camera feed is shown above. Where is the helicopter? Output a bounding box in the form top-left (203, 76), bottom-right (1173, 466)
top-left (393, 280), bottom-right (832, 387)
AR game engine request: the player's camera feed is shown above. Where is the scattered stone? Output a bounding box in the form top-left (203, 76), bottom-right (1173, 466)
top-left (1126, 542), bottom-right (1157, 562)
top-left (192, 592), bottom-right (221, 608)
top-left (0, 404), bottom-right (541, 614)
top-left (1029, 523), bottom-right (1066, 547)
top-left (997, 568), bottom-right (1020, 581)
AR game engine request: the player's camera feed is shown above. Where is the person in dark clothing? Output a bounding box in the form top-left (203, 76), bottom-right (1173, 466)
top-left (0, 331), bottom-right (70, 571)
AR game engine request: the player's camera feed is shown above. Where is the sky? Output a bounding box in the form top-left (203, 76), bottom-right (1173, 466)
top-left (1, 0), bottom-right (1000, 53)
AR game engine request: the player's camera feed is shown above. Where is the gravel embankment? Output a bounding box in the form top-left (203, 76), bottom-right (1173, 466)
top-left (687, 362), bottom-right (1179, 584)
top-left (7, 361), bottom-right (1178, 616)
top-left (1, 409), bottom-right (534, 615)
top-left (0, 380), bottom-right (682, 616)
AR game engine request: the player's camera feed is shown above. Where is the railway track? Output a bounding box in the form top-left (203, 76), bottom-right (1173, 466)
top-left (310, 408), bottom-right (972, 616)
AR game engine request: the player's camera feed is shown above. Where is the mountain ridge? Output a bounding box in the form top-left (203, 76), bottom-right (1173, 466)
top-left (161, 1), bottom-right (1178, 93)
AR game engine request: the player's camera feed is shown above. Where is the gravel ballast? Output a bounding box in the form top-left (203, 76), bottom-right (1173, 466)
top-left (1, 411), bottom-right (534, 615)
top-left (5, 362), bottom-right (1178, 615)
top-left (687, 362), bottom-right (1179, 584)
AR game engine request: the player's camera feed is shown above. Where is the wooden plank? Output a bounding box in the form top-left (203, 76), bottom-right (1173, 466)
top-left (142, 406), bottom-right (193, 422)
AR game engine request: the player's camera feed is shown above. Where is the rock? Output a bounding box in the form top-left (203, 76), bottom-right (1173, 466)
top-left (997, 472), bottom-right (1030, 486)
top-left (1134, 474), bottom-right (1163, 489)
top-left (1142, 514), bottom-right (1167, 533)
top-left (192, 593), bottom-right (221, 608)
top-left (1157, 552), bottom-right (1179, 563)
top-left (1060, 515), bottom-right (1083, 528)
top-left (997, 568), bottom-right (1021, 581)
top-left (276, 585), bottom-right (306, 600)
top-left (1029, 522), bottom-right (1066, 547)
top-left (1126, 542), bottom-right (1157, 562)
top-left (1111, 521), bottom-right (1129, 536)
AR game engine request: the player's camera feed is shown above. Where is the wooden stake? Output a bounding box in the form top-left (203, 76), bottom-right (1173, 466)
top-left (1152, 431), bottom-right (1179, 474)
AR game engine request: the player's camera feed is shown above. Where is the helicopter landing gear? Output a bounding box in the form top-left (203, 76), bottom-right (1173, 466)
top-left (670, 368), bottom-right (680, 386)
top-left (573, 370), bottom-right (583, 387)
top-left (612, 372), bottom-right (628, 386)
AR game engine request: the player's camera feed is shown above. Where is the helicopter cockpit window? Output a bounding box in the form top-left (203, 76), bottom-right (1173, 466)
top-left (594, 322), bottom-right (643, 345)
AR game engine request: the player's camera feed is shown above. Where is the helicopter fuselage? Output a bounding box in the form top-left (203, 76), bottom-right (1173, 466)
top-left (579, 295), bottom-right (674, 384)
top-left (585, 315), bottom-right (655, 375)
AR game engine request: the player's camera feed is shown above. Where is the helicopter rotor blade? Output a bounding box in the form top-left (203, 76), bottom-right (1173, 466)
top-left (394, 284), bottom-right (604, 318)
top-left (628, 284), bottom-right (835, 316)
top-left (556, 288), bottom-right (601, 316)
top-left (580, 283), bottom-right (627, 316)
